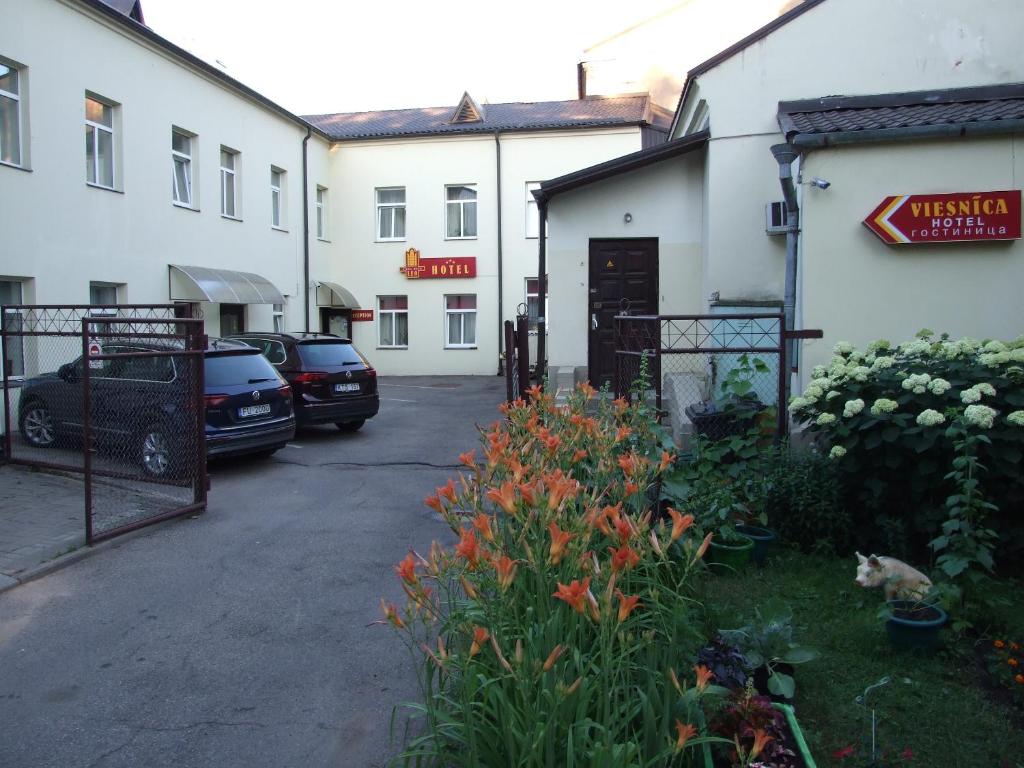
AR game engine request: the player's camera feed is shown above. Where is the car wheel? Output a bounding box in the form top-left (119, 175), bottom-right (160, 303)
top-left (140, 423), bottom-right (177, 478)
top-left (20, 401), bottom-right (56, 447)
top-left (335, 419), bottom-right (365, 432)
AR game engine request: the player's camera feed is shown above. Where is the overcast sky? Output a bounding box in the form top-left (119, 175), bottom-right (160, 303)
top-left (141, 0), bottom-right (685, 116)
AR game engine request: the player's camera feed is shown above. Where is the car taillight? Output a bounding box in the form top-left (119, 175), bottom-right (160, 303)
top-left (205, 394), bottom-right (229, 407)
top-left (367, 368), bottom-right (377, 378)
top-left (277, 385), bottom-right (292, 399)
top-left (293, 372), bottom-right (328, 383)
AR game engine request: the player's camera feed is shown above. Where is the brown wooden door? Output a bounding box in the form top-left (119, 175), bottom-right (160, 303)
top-left (588, 238), bottom-right (658, 387)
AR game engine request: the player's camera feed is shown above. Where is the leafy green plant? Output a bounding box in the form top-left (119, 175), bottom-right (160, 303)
top-left (718, 599), bottom-right (819, 699)
top-left (761, 447), bottom-right (850, 554)
top-left (718, 354), bottom-right (771, 407)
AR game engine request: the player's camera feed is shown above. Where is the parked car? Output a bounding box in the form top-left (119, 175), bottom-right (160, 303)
top-left (17, 338), bottom-right (296, 476)
top-left (224, 332), bottom-right (379, 431)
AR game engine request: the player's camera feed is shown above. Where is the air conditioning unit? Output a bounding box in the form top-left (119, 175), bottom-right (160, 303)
top-left (765, 201), bottom-right (789, 235)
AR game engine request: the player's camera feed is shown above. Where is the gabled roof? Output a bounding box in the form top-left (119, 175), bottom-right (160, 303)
top-left (305, 94), bottom-right (673, 140)
top-left (535, 129), bottom-right (709, 204)
top-left (778, 83), bottom-right (1024, 146)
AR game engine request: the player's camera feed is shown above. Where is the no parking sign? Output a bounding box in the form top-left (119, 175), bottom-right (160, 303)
top-left (88, 340), bottom-right (103, 369)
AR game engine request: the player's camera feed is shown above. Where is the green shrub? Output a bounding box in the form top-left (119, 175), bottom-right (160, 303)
top-left (762, 448), bottom-right (850, 555)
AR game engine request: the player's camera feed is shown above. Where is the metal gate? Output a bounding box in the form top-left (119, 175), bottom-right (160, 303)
top-left (504, 310), bottom-right (531, 403)
top-left (1, 305), bottom-right (207, 544)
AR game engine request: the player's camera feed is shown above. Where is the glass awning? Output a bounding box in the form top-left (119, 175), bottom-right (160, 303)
top-left (169, 265), bottom-right (285, 305)
top-left (316, 281), bottom-right (361, 308)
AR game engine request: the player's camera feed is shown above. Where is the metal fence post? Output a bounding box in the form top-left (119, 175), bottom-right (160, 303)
top-left (82, 318), bottom-right (94, 545)
top-left (516, 313), bottom-right (529, 400)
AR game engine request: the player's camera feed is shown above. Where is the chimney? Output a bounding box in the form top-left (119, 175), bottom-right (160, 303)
top-left (577, 62), bottom-right (587, 100)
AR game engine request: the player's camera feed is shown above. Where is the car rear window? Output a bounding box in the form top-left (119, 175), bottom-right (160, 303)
top-left (297, 342), bottom-right (365, 366)
top-left (205, 352), bottom-right (280, 387)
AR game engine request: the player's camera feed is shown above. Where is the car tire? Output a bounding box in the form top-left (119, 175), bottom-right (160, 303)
top-left (139, 423), bottom-right (178, 478)
top-left (335, 419), bottom-right (365, 432)
top-left (20, 400), bottom-right (57, 448)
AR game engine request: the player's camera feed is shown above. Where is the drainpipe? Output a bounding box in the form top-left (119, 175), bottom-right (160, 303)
top-left (770, 143), bottom-right (800, 406)
top-left (535, 197), bottom-right (548, 384)
top-left (494, 130), bottom-right (504, 375)
top-left (302, 127), bottom-right (311, 333)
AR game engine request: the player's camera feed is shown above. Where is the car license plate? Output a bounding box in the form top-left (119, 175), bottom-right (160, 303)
top-left (334, 383), bottom-right (360, 393)
top-left (238, 404), bottom-right (272, 418)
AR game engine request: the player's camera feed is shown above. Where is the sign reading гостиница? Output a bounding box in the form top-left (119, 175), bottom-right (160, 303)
top-left (863, 190), bottom-right (1021, 245)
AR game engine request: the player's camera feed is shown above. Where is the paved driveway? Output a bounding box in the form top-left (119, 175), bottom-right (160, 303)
top-left (0, 376), bottom-right (505, 768)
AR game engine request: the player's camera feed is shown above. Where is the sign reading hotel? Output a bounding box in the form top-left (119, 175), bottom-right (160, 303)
top-left (864, 190), bottom-right (1021, 245)
top-left (400, 248), bottom-right (476, 279)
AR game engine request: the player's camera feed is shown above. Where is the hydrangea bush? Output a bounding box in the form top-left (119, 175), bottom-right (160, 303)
top-left (789, 332), bottom-right (1024, 561)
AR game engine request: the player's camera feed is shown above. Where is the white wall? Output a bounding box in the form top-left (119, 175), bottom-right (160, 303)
top-left (0, 0), bottom-right (330, 339)
top-left (546, 151), bottom-right (705, 372)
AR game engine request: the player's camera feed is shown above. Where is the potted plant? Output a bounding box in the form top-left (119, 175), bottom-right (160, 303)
top-left (719, 600), bottom-right (819, 700)
top-left (879, 597), bottom-right (947, 654)
top-left (685, 354), bottom-right (770, 441)
top-left (692, 484), bottom-right (754, 572)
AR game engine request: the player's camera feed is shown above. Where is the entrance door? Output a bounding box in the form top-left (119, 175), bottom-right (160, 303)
top-left (588, 238), bottom-right (658, 387)
top-left (320, 307), bottom-right (351, 339)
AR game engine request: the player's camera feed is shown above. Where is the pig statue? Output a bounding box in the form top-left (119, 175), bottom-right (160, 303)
top-left (854, 552), bottom-right (933, 601)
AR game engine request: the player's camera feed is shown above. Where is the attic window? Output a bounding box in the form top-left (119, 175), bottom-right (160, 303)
top-left (450, 92), bottom-right (484, 124)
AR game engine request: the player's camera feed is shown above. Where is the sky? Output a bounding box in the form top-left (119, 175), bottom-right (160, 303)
top-left (140, 0), bottom-right (691, 116)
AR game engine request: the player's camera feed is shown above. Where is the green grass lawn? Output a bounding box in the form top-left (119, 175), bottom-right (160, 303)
top-left (698, 550), bottom-right (1024, 768)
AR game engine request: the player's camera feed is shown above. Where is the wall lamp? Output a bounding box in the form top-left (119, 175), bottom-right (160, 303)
top-left (623, 212), bottom-right (633, 223)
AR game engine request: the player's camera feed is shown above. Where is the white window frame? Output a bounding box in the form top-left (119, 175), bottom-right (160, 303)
top-left (0, 58), bottom-right (24, 169)
top-left (445, 184), bottom-right (477, 240)
top-left (272, 302), bottom-right (284, 333)
top-left (89, 282), bottom-right (120, 313)
top-left (85, 94), bottom-right (115, 190)
top-left (172, 128), bottom-right (194, 208)
top-left (525, 182), bottom-right (541, 238)
top-left (378, 295), bottom-right (408, 349)
top-left (316, 186), bottom-right (328, 240)
top-left (220, 147), bottom-right (239, 219)
top-left (376, 187), bottom-right (406, 242)
top-left (525, 276), bottom-right (548, 332)
top-left (444, 294), bottom-right (477, 349)
top-left (0, 280), bottom-right (25, 378)
top-left (270, 167), bottom-right (285, 229)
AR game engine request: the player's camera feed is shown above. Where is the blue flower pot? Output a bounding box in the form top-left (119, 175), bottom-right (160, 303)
top-left (885, 601), bottom-right (947, 654)
top-left (736, 524), bottom-right (777, 567)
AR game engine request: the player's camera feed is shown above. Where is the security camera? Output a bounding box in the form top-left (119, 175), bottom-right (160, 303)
top-left (810, 176), bottom-right (831, 189)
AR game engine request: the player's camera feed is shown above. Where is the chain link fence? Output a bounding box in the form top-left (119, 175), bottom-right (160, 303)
top-left (614, 314), bottom-right (787, 449)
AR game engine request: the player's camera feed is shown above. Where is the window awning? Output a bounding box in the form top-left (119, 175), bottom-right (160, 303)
top-left (316, 281), bottom-right (361, 308)
top-left (169, 265), bottom-right (285, 305)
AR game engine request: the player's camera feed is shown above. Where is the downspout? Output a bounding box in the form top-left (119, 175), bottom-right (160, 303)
top-left (770, 143), bottom-right (800, 407)
top-left (535, 197), bottom-right (548, 384)
top-left (302, 127), bottom-right (311, 333)
top-left (494, 130), bottom-right (504, 375)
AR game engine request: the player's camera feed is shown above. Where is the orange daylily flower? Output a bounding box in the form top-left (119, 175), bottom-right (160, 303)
top-left (615, 425), bottom-right (633, 442)
top-left (578, 381), bottom-right (597, 399)
top-left (694, 664), bottom-right (714, 692)
top-left (624, 481), bottom-right (639, 496)
top-left (572, 449), bottom-right (588, 463)
top-left (485, 482), bottom-right (518, 516)
top-left (1008, 657), bottom-right (1019, 667)
top-left (674, 721), bottom-right (698, 753)
top-left (995, 640), bottom-right (1006, 649)
top-left (694, 532), bottom-right (713, 562)
top-left (395, 552), bottom-right (418, 585)
top-left (455, 527), bottom-right (481, 570)
top-left (612, 397), bottom-right (628, 414)
top-left (617, 451), bottom-right (644, 476)
top-left (473, 513), bottom-right (495, 542)
top-left (493, 554), bottom-right (518, 591)
top-left (459, 575), bottom-right (478, 600)
top-left (424, 492), bottom-right (443, 513)
top-left (668, 508), bottom-right (695, 542)
top-left (380, 599), bottom-right (405, 629)
top-left (518, 480), bottom-right (538, 506)
top-left (547, 522), bottom-right (573, 565)
top-left (545, 472), bottom-right (579, 511)
top-left (553, 577), bottom-right (591, 614)
top-left (438, 478), bottom-right (457, 502)
top-left (469, 626), bottom-right (489, 657)
top-left (614, 515), bottom-right (634, 544)
top-left (608, 544), bottom-right (640, 573)
top-left (615, 589), bottom-right (642, 623)
top-left (505, 455), bottom-right (526, 483)
top-left (459, 450), bottom-right (477, 468)
top-left (542, 644), bottom-right (566, 672)
top-left (658, 450), bottom-right (675, 472)
top-left (750, 729), bottom-right (773, 760)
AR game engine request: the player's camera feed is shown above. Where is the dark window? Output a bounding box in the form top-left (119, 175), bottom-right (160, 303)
top-left (297, 342), bottom-right (364, 366)
top-left (204, 352), bottom-right (279, 387)
top-left (219, 304), bottom-right (245, 336)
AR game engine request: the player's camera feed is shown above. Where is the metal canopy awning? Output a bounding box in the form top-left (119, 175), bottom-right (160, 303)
top-left (316, 281), bottom-right (361, 308)
top-left (169, 265), bottom-right (285, 305)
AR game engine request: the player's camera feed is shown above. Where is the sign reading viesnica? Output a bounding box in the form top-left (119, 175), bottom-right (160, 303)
top-left (864, 190), bottom-right (1022, 245)
top-left (399, 248), bottom-right (477, 279)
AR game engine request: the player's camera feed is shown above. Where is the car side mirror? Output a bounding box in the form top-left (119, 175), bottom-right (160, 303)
top-left (58, 362), bottom-right (79, 382)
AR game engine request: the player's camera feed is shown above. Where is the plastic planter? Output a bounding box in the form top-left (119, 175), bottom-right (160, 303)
top-left (706, 537), bottom-right (753, 573)
top-left (736, 524), bottom-right (777, 567)
top-left (771, 703), bottom-right (817, 767)
top-left (885, 600), bottom-right (947, 654)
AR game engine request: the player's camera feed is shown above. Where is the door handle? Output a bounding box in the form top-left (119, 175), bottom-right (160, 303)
top-left (591, 313), bottom-right (599, 330)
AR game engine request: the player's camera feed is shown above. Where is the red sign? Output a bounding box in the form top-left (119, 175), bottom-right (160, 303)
top-left (400, 248), bottom-right (476, 279)
top-left (350, 309), bottom-right (374, 322)
top-left (864, 190), bottom-right (1021, 245)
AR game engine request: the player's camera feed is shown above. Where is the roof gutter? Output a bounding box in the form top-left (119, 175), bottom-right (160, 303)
top-left (788, 119), bottom-right (1024, 147)
top-left (494, 130), bottom-right (504, 375)
top-left (770, 142), bottom-right (801, 414)
top-left (302, 127), bottom-right (311, 332)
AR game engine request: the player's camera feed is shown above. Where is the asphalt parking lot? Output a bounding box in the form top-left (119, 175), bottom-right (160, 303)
top-left (0, 376), bottom-right (506, 768)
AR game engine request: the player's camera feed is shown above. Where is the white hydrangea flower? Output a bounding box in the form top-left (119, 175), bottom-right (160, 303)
top-left (809, 377), bottom-right (832, 390)
top-left (867, 339), bottom-right (891, 353)
top-left (980, 351), bottom-right (1011, 367)
top-left (1007, 411), bottom-right (1024, 427)
top-left (870, 398), bottom-right (898, 415)
top-left (902, 373), bottom-right (931, 391)
top-left (900, 340), bottom-right (932, 356)
top-left (804, 384), bottom-right (824, 399)
top-left (871, 356), bottom-right (895, 371)
top-left (928, 378), bottom-right (951, 395)
top-left (982, 340), bottom-right (1008, 354)
top-left (816, 413), bottom-right (837, 426)
top-left (963, 404), bottom-right (997, 429)
top-left (811, 365), bottom-right (828, 379)
top-left (826, 390), bottom-right (841, 400)
top-left (833, 341), bottom-right (855, 356)
top-left (975, 382), bottom-right (996, 397)
top-left (960, 388), bottom-right (982, 404)
top-left (828, 361), bottom-right (849, 379)
top-left (916, 409), bottom-right (945, 427)
top-left (1010, 348), bottom-right (1024, 363)
top-left (849, 366), bottom-right (871, 382)
top-left (788, 396), bottom-right (810, 413)
top-left (829, 445), bottom-right (847, 459)
top-left (843, 399), bottom-right (865, 418)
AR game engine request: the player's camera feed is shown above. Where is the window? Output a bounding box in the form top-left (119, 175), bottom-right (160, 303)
top-left (378, 296), bottom-right (408, 348)
top-left (0, 60), bottom-right (22, 167)
top-left (85, 95), bottom-right (114, 189)
top-left (270, 167), bottom-right (285, 228)
top-left (172, 129), bottom-right (194, 206)
top-left (445, 185), bottom-right (477, 239)
top-left (0, 280), bottom-right (24, 377)
top-left (525, 182), bottom-right (541, 238)
top-left (525, 277), bottom-right (548, 331)
top-left (272, 303), bottom-right (284, 333)
top-left (316, 186), bottom-right (327, 239)
top-left (220, 147), bottom-right (239, 218)
top-left (376, 187), bottom-right (405, 241)
top-left (219, 304), bottom-right (245, 336)
top-left (445, 294), bottom-right (476, 348)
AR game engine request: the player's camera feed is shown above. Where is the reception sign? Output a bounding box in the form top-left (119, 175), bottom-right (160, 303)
top-left (400, 248), bottom-right (476, 279)
top-left (350, 309), bottom-right (374, 322)
top-left (864, 190), bottom-right (1021, 245)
